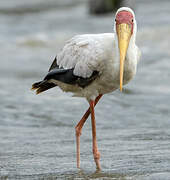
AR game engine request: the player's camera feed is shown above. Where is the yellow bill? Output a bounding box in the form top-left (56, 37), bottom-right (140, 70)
top-left (117, 23), bottom-right (132, 92)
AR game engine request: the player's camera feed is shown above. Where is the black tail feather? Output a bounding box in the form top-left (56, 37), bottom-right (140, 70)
top-left (31, 80), bottom-right (56, 94)
top-left (32, 81), bottom-right (45, 90)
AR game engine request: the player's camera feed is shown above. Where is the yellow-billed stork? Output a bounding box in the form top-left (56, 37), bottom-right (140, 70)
top-left (32, 7), bottom-right (141, 170)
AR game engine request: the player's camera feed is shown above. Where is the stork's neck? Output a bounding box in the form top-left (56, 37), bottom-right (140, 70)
top-left (129, 30), bottom-right (136, 47)
top-left (127, 32), bottom-right (136, 53)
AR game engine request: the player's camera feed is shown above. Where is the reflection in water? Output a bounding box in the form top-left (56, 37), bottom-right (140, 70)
top-left (59, 169), bottom-right (126, 179)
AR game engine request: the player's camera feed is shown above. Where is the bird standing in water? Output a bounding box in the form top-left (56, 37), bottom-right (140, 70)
top-left (32, 7), bottom-right (141, 170)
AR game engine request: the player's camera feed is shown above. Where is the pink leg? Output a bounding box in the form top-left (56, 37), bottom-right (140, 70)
top-left (75, 94), bottom-right (102, 168)
top-left (90, 100), bottom-right (101, 170)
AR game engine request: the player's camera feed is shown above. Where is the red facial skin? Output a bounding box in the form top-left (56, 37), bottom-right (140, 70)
top-left (116, 11), bottom-right (134, 34)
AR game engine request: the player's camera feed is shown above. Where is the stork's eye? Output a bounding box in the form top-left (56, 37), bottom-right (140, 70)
top-left (132, 19), bottom-right (134, 23)
top-left (115, 19), bottom-right (117, 22)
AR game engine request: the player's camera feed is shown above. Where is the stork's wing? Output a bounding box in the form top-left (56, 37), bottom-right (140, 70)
top-left (56, 34), bottom-right (105, 78)
top-left (48, 57), bottom-right (58, 72)
top-left (46, 34), bottom-right (108, 87)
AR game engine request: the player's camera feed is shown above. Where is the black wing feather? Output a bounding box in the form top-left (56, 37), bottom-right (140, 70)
top-left (48, 57), bottom-right (58, 72)
top-left (45, 68), bottom-right (98, 88)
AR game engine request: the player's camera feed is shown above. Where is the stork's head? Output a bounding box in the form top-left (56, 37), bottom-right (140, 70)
top-left (115, 7), bottom-right (136, 92)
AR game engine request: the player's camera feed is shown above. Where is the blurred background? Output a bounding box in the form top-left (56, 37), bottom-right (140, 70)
top-left (0, 0), bottom-right (170, 179)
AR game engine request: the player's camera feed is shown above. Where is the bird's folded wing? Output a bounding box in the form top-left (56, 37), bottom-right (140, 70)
top-left (55, 34), bottom-right (104, 78)
top-left (45, 68), bottom-right (99, 88)
top-left (48, 57), bottom-right (58, 72)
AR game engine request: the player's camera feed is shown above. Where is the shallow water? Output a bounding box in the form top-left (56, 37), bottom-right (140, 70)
top-left (0, 0), bottom-right (170, 179)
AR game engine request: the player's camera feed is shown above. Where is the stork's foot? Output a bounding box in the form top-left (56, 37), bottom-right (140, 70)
top-left (93, 148), bottom-right (101, 170)
top-left (90, 100), bottom-right (101, 171)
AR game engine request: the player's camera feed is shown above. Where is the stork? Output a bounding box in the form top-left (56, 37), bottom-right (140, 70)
top-left (32, 7), bottom-right (141, 170)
